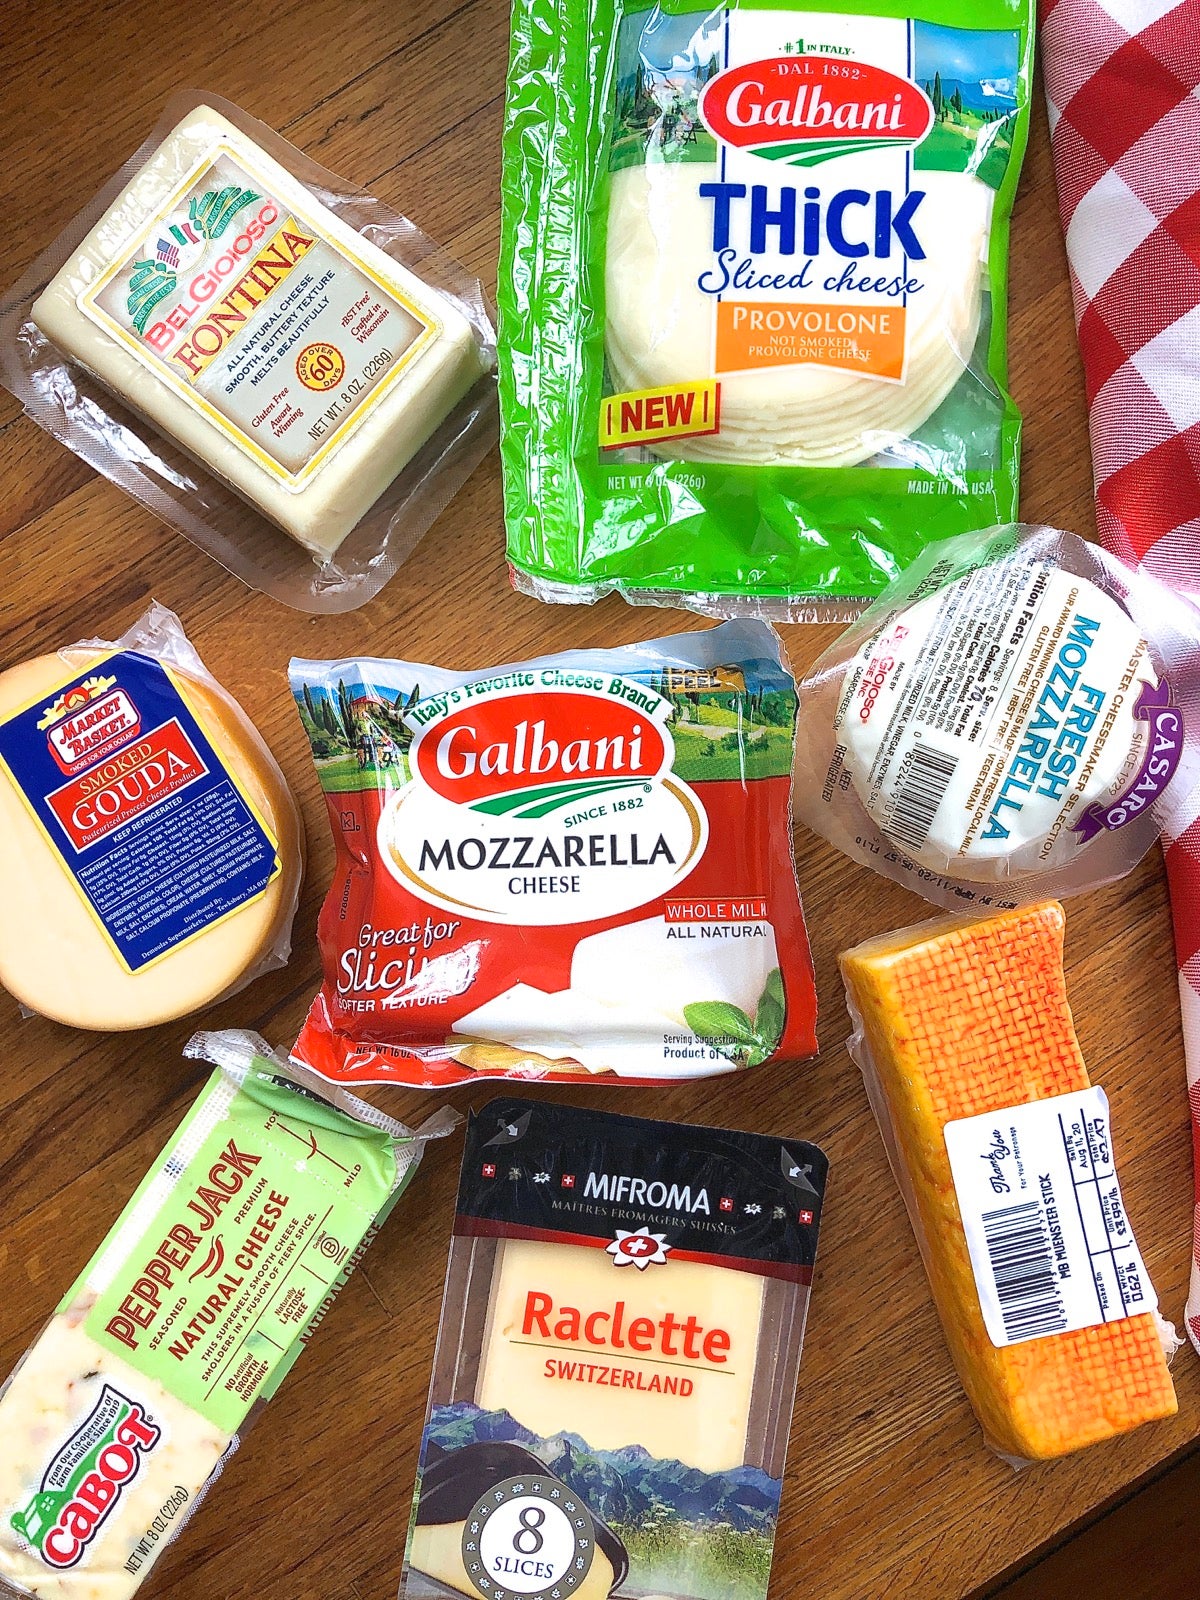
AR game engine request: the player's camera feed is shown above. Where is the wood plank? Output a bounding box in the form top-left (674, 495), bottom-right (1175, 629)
top-left (986, 1448), bottom-right (1200, 1600)
top-left (0, 5), bottom-right (1195, 1600)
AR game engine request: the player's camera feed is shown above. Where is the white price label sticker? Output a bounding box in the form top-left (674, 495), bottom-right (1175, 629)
top-left (944, 1087), bottom-right (1156, 1347)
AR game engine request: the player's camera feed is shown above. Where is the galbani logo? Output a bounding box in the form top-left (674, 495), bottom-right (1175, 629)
top-left (700, 56), bottom-right (934, 166)
top-left (411, 687), bottom-right (671, 817)
top-left (383, 681), bottom-right (707, 928)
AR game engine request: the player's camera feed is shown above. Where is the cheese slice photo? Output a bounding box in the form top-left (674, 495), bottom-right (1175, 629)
top-left (605, 162), bottom-right (989, 467)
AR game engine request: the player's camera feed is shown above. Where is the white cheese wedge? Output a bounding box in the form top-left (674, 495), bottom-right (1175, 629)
top-left (476, 1239), bottom-right (766, 1475)
top-left (0, 649), bottom-right (301, 1029)
top-left (0, 1310), bottom-right (232, 1600)
top-left (570, 914), bottom-right (779, 1026)
top-left (605, 164), bottom-right (988, 466)
top-left (32, 106), bottom-right (486, 559)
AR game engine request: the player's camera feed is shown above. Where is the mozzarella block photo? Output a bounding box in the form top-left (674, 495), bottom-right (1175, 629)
top-left (31, 105), bottom-right (486, 559)
top-left (290, 619), bottom-right (818, 1089)
top-left (571, 914), bottom-right (780, 1022)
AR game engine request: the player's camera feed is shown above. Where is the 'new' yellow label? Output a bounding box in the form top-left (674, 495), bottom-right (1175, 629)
top-left (600, 381), bottom-right (720, 450)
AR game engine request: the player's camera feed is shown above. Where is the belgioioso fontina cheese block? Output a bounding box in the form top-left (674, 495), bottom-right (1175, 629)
top-left (0, 629), bottom-right (301, 1029)
top-left (289, 619), bottom-right (818, 1088)
top-left (400, 1099), bottom-right (828, 1600)
top-left (31, 106), bottom-right (485, 559)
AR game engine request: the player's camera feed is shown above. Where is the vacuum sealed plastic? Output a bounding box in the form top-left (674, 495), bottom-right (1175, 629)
top-left (0, 1030), bottom-right (455, 1600)
top-left (794, 523), bottom-right (1200, 910)
top-left (840, 903), bottom-right (1178, 1463)
top-left (401, 1098), bottom-right (828, 1600)
top-left (500, 0), bottom-right (1034, 619)
top-left (0, 603), bottom-right (303, 1029)
top-left (288, 619), bottom-right (817, 1088)
top-left (0, 93), bottom-right (496, 612)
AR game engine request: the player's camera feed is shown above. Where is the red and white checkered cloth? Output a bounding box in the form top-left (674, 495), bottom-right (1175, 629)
top-left (1042, 0), bottom-right (1200, 1350)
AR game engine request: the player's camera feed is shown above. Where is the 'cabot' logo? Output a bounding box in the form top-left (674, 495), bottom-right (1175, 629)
top-left (411, 687), bottom-right (672, 818)
top-left (11, 1385), bottom-right (161, 1570)
top-left (700, 55), bottom-right (934, 166)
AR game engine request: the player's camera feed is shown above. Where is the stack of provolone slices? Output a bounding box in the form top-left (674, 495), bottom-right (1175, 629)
top-left (605, 164), bottom-right (990, 467)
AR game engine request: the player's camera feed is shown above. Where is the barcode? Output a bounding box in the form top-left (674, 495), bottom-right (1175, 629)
top-left (888, 742), bottom-right (957, 850)
top-left (981, 1200), bottom-right (1068, 1342)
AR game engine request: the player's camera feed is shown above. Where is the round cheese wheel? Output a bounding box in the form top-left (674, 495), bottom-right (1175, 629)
top-left (605, 164), bottom-right (988, 466)
top-left (0, 649), bottom-right (303, 1029)
top-left (839, 559), bottom-right (1157, 880)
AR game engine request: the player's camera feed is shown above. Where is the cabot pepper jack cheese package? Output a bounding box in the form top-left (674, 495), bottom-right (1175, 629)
top-left (288, 619), bottom-right (817, 1088)
top-left (0, 604), bottom-right (302, 1030)
top-left (500, 0), bottom-right (1035, 618)
top-left (0, 1031), bottom-right (453, 1600)
top-left (401, 1099), bottom-right (828, 1600)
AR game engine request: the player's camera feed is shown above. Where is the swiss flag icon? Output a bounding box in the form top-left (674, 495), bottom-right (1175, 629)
top-left (719, 1196), bottom-right (734, 1212)
top-left (481, 1163), bottom-right (496, 1179)
top-left (561, 1174), bottom-right (576, 1189)
top-left (798, 1209), bottom-right (814, 1225)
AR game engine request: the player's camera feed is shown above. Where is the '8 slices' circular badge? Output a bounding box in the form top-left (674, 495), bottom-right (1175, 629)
top-left (461, 1475), bottom-right (596, 1600)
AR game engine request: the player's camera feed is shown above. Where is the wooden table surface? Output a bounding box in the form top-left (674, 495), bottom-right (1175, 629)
top-left (1, 4), bottom-right (1196, 1599)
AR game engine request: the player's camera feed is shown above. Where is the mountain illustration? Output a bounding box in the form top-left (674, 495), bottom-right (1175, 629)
top-left (424, 1403), bottom-right (782, 1532)
top-left (932, 75), bottom-right (1017, 113)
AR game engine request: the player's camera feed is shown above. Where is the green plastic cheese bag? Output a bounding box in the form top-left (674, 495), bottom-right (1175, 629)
top-left (499, 0), bottom-right (1035, 620)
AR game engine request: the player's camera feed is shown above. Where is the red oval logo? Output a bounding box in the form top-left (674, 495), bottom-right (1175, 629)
top-left (699, 56), bottom-right (934, 165)
top-left (412, 690), bottom-right (670, 810)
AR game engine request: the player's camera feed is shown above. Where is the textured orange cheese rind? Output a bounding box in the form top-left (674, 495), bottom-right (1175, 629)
top-left (840, 900), bottom-right (1177, 1461)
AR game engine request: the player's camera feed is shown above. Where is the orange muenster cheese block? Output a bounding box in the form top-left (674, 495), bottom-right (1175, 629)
top-left (840, 900), bottom-right (1177, 1460)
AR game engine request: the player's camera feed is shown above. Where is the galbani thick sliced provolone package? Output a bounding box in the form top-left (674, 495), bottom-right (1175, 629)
top-left (794, 524), bottom-right (1200, 910)
top-left (0, 603), bottom-right (303, 1030)
top-left (0, 1030), bottom-right (455, 1600)
top-left (401, 1098), bottom-right (828, 1600)
top-left (500, 0), bottom-right (1034, 619)
top-left (289, 619), bottom-right (817, 1087)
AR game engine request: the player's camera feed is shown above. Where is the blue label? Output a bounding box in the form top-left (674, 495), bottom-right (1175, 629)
top-left (0, 651), bottom-right (279, 972)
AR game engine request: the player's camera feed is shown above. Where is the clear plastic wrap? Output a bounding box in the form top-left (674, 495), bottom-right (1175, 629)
top-left (499, 0), bottom-right (1034, 620)
top-left (0, 603), bottom-right (303, 1028)
top-left (0, 1029), bottom-right (458, 1600)
top-left (0, 92), bottom-right (496, 613)
top-left (794, 522), bottom-right (1200, 910)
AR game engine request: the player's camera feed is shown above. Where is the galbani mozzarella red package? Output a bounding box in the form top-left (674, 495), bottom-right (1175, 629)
top-left (289, 620), bottom-right (817, 1086)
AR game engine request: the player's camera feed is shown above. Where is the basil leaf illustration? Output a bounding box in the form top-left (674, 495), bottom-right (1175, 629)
top-left (683, 1001), bottom-right (758, 1049)
top-left (754, 966), bottom-right (786, 1051)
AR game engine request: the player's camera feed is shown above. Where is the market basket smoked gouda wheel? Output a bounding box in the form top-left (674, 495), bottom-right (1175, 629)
top-left (0, 649), bottom-right (302, 1030)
